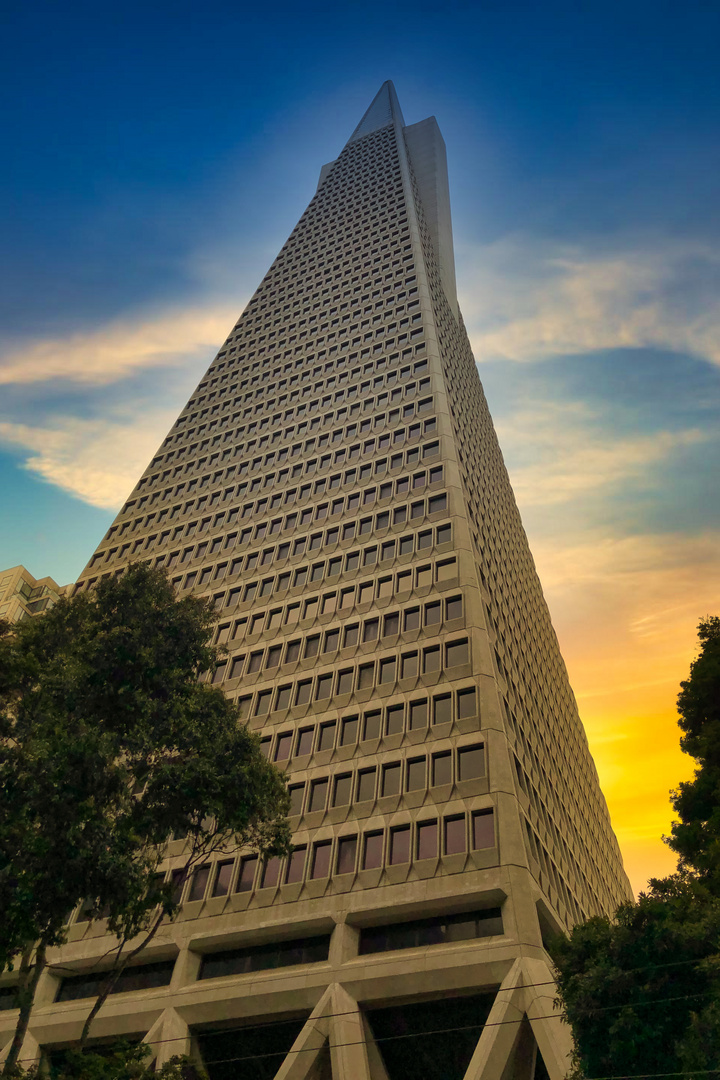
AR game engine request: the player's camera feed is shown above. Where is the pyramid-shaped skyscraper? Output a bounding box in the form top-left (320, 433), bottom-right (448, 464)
top-left (14, 83), bottom-right (632, 1079)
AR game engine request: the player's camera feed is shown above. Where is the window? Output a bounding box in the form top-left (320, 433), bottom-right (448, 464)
top-left (315, 674), bottom-right (333, 700)
top-left (383, 612), bottom-right (400, 636)
top-left (286, 847), bottom-right (306, 884)
top-left (311, 842), bottom-right (331, 878)
top-left (309, 779), bottom-right (328, 813)
top-left (288, 785), bottom-right (305, 815)
top-left (341, 715), bottom-right (359, 745)
top-left (295, 680), bottom-right (312, 706)
top-left (417, 820), bottom-right (438, 860)
top-left (255, 690), bottom-right (272, 716)
top-left (406, 757), bottom-right (426, 791)
top-left (459, 745), bottom-right (485, 781)
top-left (213, 860), bottom-right (234, 897)
top-left (446, 595), bottom-right (463, 620)
top-left (359, 909), bottom-right (503, 955)
top-left (472, 809), bottom-right (495, 849)
top-left (444, 816), bottom-right (466, 855)
top-left (459, 686), bottom-right (474, 721)
top-left (337, 668), bottom-right (354, 694)
top-left (434, 694), bottom-right (452, 725)
top-left (344, 623), bottom-right (359, 647)
top-left (275, 733), bottom-right (293, 761)
top-left (318, 721), bottom-right (336, 751)
top-left (363, 710), bottom-right (382, 740)
top-left (389, 826), bottom-right (410, 865)
top-left (333, 774), bottom-right (352, 806)
top-left (188, 864), bottom-right (211, 902)
top-left (404, 607), bottom-right (420, 631)
top-left (379, 657), bottom-right (396, 684)
top-left (363, 832), bottom-right (383, 869)
top-left (236, 856), bottom-right (258, 893)
top-left (358, 663), bottom-right (374, 689)
top-left (357, 768), bottom-right (377, 802)
top-left (432, 752), bottom-right (452, 786)
top-left (425, 601), bottom-right (441, 625)
top-left (337, 835), bottom-right (357, 875)
top-left (275, 684), bottom-right (292, 711)
top-left (286, 639), bottom-right (302, 662)
top-left (261, 857), bottom-right (281, 888)
top-left (324, 628), bottom-right (340, 652)
top-left (423, 646), bottom-right (440, 673)
top-left (296, 728), bottom-right (314, 756)
top-left (363, 618), bottom-right (379, 642)
top-left (305, 635), bottom-right (320, 658)
top-left (409, 699), bottom-right (428, 730)
top-left (266, 645), bottom-right (282, 668)
top-left (446, 639), bottom-right (469, 667)
top-left (382, 763), bottom-right (401, 797)
top-left (401, 651), bottom-right (419, 678)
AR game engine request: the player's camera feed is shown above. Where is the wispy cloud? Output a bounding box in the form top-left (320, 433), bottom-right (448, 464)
top-left (494, 401), bottom-right (707, 506)
top-left (0, 410), bottom-right (179, 509)
top-left (457, 235), bottom-right (720, 366)
top-left (0, 305), bottom-right (239, 386)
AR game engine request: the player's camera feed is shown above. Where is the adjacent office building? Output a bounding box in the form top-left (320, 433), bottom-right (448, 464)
top-left (0, 83), bottom-right (632, 1080)
top-left (0, 566), bottom-right (63, 624)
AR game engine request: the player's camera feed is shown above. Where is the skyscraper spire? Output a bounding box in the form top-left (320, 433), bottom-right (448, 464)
top-left (5, 83), bottom-right (632, 1080)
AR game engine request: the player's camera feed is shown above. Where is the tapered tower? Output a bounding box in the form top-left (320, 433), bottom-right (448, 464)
top-left (2, 83), bottom-right (631, 1080)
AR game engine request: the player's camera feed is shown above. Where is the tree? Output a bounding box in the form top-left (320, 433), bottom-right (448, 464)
top-left (550, 617), bottom-right (720, 1078)
top-left (668, 615), bottom-right (720, 880)
top-left (0, 565), bottom-right (290, 1074)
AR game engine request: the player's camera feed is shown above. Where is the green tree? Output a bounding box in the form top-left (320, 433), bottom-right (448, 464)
top-left (0, 565), bottom-right (290, 1073)
top-left (668, 615), bottom-right (720, 880)
top-left (551, 617), bottom-right (720, 1078)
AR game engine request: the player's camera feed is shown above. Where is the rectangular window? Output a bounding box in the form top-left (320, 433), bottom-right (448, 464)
top-left (315, 673), bottom-right (333, 700)
top-left (433, 694), bottom-right (452, 725)
top-left (401, 651), bottom-right (419, 679)
top-left (409, 698), bottom-right (428, 729)
top-left (235, 856), bottom-right (258, 893)
top-left (406, 758), bottom-right (426, 791)
top-left (188, 864), bottom-right (211, 902)
top-left (385, 704), bottom-right (404, 735)
top-left (318, 721), bottom-right (336, 751)
top-left (363, 710), bottom-right (382, 740)
top-left (389, 826), bottom-right (410, 865)
top-left (379, 657), bottom-right (396, 684)
top-left (472, 809), bottom-right (495, 850)
top-left (213, 860), bottom-right (234, 897)
top-left (382, 763), bottom-right (401, 797)
top-left (296, 728), bottom-right (314, 756)
top-left (363, 832), bottom-right (384, 869)
top-left (333, 773), bottom-right (352, 806)
top-left (432, 751), bottom-right (452, 786)
top-left (310, 842), bottom-right (331, 880)
top-left (288, 785), bottom-right (305, 815)
top-left (341, 715), bottom-right (359, 745)
top-left (336, 836), bottom-right (357, 875)
top-left (261, 857), bottom-right (281, 889)
top-left (446, 639), bottom-right (469, 667)
top-left (357, 768), bottom-right (377, 802)
top-left (444, 815), bottom-right (466, 855)
top-left (358, 663), bottom-right (374, 689)
top-left (417, 820), bottom-right (438, 860)
top-left (295, 681), bottom-right (312, 706)
top-left (458, 745), bottom-right (485, 781)
top-left (286, 847), bottom-right (306, 884)
top-left (309, 779), bottom-right (328, 813)
top-left (274, 732), bottom-right (292, 761)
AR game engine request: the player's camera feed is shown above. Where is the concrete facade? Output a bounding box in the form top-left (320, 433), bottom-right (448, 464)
top-left (0, 565), bottom-right (64, 624)
top-left (0, 83), bottom-right (632, 1079)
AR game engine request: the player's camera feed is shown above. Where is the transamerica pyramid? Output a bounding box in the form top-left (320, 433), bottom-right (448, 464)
top-left (11, 82), bottom-right (632, 1079)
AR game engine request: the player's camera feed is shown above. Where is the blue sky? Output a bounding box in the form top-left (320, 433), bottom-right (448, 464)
top-left (1, 0), bottom-right (719, 890)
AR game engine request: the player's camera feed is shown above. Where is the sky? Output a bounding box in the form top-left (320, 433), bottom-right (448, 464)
top-left (1, 0), bottom-right (719, 897)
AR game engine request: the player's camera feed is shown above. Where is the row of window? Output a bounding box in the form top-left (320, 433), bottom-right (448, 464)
top-left (160, 383), bottom-right (433, 515)
top-left (282, 742), bottom-right (486, 816)
top-left (197, 540), bottom-right (455, 619)
top-left (187, 365), bottom-right (428, 436)
top-left (165, 342), bottom-right (428, 454)
top-left (235, 638), bottom-right (471, 718)
top-left (113, 419), bottom-right (439, 550)
top-left (255, 690), bottom-right (479, 763)
top-left (195, 353), bottom-right (427, 423)
top-left (156, 330), bottom-right (424, 465)
top-left (181, 809), bottom-right (496, 904)
top-left (216, 594), bottom-right (464, 663)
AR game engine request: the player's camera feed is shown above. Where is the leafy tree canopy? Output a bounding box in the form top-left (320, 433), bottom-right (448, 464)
top-left (0, 564), bottom-right (290, 1071)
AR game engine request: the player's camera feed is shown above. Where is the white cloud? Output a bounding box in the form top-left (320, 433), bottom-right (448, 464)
top-left (494, 402), bottom-right (706, 506)
top-left (0, 410), bottom-right (180, 509)
top-left (0, 304), bottom-right (240, 386)
top-left (456, 235), bottom-right (720, 366)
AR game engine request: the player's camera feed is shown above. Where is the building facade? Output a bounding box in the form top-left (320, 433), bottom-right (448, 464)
top-left (0, 83), bottom-right (632, 1080)
top-left (0, 566), bottom-right (64, 624)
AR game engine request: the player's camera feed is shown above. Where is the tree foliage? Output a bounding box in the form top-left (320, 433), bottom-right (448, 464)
top-left (0, 565), bottom-right (290, 1071)
top-left (551, 617), bottom-right (720, 1078)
